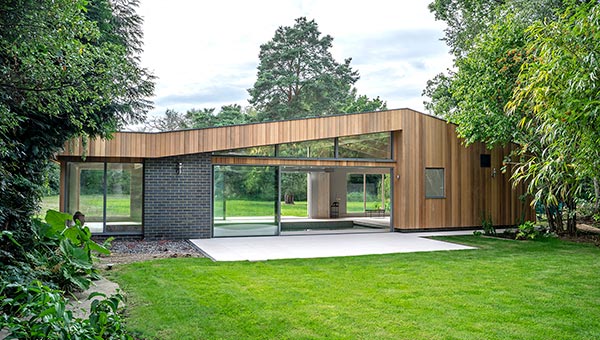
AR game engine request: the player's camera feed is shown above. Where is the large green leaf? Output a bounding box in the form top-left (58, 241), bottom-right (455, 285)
top-left (44, 210), bottom-right (72, 233)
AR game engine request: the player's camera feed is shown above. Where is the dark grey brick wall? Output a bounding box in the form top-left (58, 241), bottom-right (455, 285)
top-left (144, 153), bottom-right (212, 239)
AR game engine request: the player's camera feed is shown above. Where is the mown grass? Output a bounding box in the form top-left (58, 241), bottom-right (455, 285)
top-left (108, 237), bottom-right (600, 340)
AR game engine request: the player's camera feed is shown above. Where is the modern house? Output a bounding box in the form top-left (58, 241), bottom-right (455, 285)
top-left (56, 108), bottom-right (532, 239)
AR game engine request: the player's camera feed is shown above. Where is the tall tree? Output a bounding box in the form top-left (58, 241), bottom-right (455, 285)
top-left (145, 109), bottom-right (191, 131)
top-left (0, 0), bottom-right (154, 245)
top-left (341, 88), bottom-right (387, 114)
top-left (248, 17), bottom-right (359, 122)
top-left (212, 104), bottom-right (249, 127)
top-left (508, 1), bottom-right (600, 232)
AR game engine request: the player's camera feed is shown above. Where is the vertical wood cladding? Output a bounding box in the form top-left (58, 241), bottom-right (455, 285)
top-left (392, 111), bottom-right (531, 230)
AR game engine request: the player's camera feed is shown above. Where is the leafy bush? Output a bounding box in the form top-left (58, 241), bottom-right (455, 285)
top-left (25, 210), bottom-right (110, 292)
top-left (0, 281), bottom-right (132, 340)
top-left (1, 210), bottom-right (132, 339)
top-left (481, 212), bottom-right (496, 236)
top-left (516, 221), bottom-right (540, 240)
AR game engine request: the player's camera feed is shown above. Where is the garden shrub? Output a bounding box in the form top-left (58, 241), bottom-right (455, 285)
top-left (516, 221), bottom-right (540, 240)
top-left (0, 210), bottom-right (132, 339)
top-left (481, 212), bottom-right (496, 236)
top-left (0, 281), bottom-right (132, 340)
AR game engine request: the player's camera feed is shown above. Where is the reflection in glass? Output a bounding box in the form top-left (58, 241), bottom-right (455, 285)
top-left (105, 163), bottom-right (143, 232)
top-left (346, 174), bottom-right (365, 213)
top-left (338, 132), bottom-right (391, 159)
top-left (213, 145), bottom-right (275, 157)
top-left (280, 172), bottom-right (308, 217)
top-left (278, 139), bottom-right (334, 158)
top-left (346, 173), bottom-right (390, 214)
top-left (213, 165), bottom-right (278, 237)
top-left (425, 168), bottom-right (445, 198)
top-left (67, 162), bottom-right (104, 232)
top-left (66, 162), bottom-right (143, 234)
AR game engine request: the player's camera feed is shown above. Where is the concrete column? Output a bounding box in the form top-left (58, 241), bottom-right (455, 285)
top-left (307, 172), bottom-right (330, 218)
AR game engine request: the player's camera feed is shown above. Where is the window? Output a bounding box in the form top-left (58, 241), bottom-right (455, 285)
top-left (338, 132), bottom-right (391, 159)
top-left (480, 154), bottom-right (491, 168)
top-left (346, 173), bottom-right (390, 213)
top-left (213, 145), bottom-right (275, 157)
top-left (425, 168), bottom-right (445, 198)
top-left (278, 139), bottom-right (334, 158)
top-left (66, 162), bottom-right (143, 233)
top-left (213, 165), bottom-right (278, 237)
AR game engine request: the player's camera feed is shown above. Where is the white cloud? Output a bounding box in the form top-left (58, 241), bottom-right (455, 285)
top-left (136, 0), bottom-right (453, 119)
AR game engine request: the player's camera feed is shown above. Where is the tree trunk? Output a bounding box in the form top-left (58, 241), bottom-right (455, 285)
top-left (566, 197), bottom-right (577, 235)
top-left (546, 205), bottom-right (557, 232)
top-left (594, 178), bottom-right (600, 214)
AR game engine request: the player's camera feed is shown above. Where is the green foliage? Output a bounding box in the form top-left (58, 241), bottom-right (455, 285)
top-left (281, 173), bottom-right (308, 201)
top-left (341, 88), bottom-right (387, 114)
top-left (31, 210), bottom-right (109, 292)
top-left (516, 221), bottom-right (539, 240)
top-left (481, 212), bottom-right (496, 236)
top-left (508, 1), bottom-right (600, 234)
top-left (248, 17), bottom-right (359, 121)
top-left (0, 281), bottom-right (132, 339)
top-left (0, 0), bottom-right (154, 253)
top-left (1, 210), bottom-right (131, 339)
top-left (146, 105), bottom-right (253, 131)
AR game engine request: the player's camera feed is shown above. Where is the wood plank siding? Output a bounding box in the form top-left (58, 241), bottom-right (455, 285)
top-left (57, 108), bottom-right (532, 230)
top-left (393, 110), bottom-right (531, 230)
top-left (58, 109), bottom-right (406, 159)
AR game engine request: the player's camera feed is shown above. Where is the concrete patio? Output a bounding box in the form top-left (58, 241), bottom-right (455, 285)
top-left (190, 230), bottom-right (476, 261)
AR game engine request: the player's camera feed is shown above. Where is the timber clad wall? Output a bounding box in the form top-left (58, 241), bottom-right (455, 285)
top-left (144, 153), bottom-right (212, 239)
top-left (58, 109), bottom-right (406, 159)
top-left (393, 110), bottom-right (530, 230)
top-left (58, 108), bottom-right (533, 235)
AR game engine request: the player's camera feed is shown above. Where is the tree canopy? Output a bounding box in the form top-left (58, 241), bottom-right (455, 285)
top-left (0, 0), bottom-right (154, 243)
top-left (248, 17), bottom-right (360, 121)
top-left (145, 105), bottom-right (254, 131)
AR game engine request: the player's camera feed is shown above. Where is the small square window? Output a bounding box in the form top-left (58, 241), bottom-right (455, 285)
top-left (480, 154), bottom-right (491, 168)
top-left (425, 168), bottom-right (445, 198)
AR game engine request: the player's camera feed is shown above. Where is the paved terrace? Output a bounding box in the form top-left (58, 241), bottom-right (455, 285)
top-left (190, 230), bottom-right (476, 262)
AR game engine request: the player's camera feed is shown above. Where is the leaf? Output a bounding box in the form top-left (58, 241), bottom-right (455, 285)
top-left (44, 210), bottom-right (72, 233)
top-left (88, 241), bottom-right (110, 255)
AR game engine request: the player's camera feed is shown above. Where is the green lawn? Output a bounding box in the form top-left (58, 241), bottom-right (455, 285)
top-left (108, 237), bottom-right (600, 339)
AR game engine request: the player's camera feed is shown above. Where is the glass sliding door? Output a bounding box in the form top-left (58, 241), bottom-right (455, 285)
top-left (213, 165), bottom-right (278, 237)
top-left (67, 162), bottom-right (105, 233)
top-left (65, 162), bottom-right (143, 234)
top-left (105, 163), bottom-right (143, 233)
top-left (346, 172), bottom-right (390, 215)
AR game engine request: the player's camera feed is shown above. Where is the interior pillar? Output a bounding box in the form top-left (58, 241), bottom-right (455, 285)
top-left (307, 172), bottom-right (330, 218)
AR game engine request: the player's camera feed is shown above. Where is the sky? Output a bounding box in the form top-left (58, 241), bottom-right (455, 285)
top-left (136, 0), bottom-right (454, 120)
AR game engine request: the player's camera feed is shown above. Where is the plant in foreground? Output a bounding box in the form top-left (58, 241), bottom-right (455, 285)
top-left (0, 281), bottom-right (132, 339)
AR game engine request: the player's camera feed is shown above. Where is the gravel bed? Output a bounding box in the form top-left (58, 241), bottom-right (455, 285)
top-left (98, 240), bottom-right (204, 265)
top-left (108, 239), bottom-right (198, 254)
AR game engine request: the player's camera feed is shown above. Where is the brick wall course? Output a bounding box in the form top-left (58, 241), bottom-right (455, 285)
top-left (144, 153), bottom-right (212, 239)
